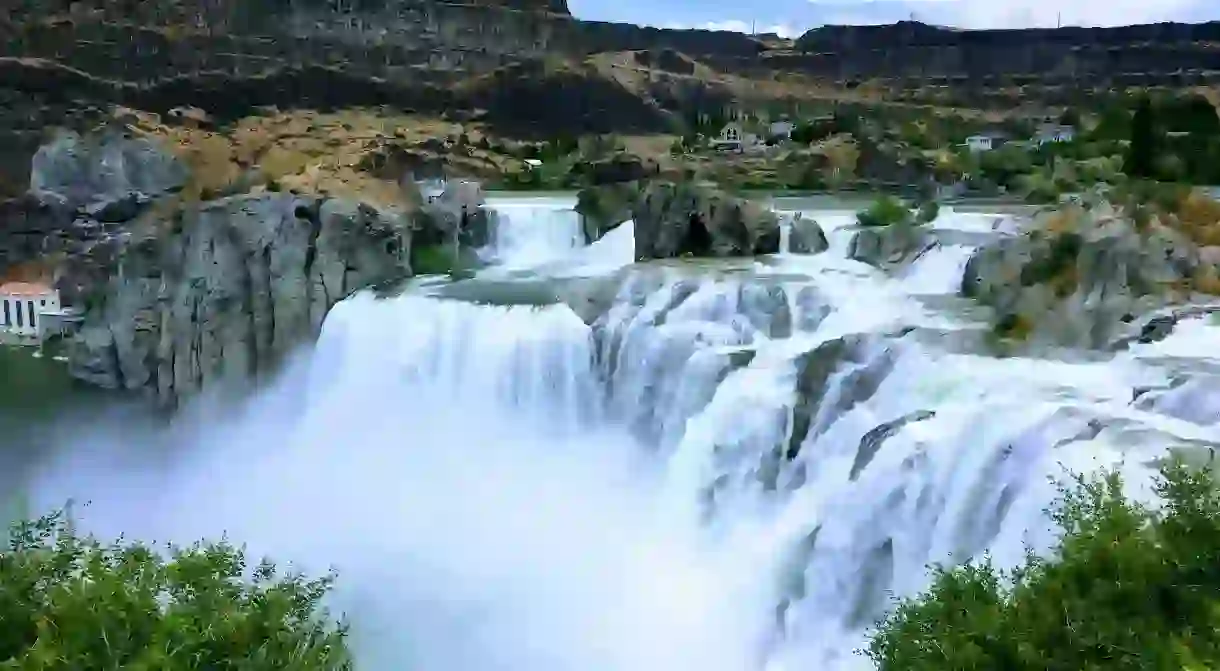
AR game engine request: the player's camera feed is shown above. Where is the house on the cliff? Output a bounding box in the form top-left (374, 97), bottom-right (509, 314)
top-left (0, 281), bottom-right (80, 344)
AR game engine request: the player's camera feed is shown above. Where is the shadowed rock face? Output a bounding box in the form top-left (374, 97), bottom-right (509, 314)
top-left (788, 20), bottom-right (1220, 83)
top-left (577, 180), bottom-right (795, 261)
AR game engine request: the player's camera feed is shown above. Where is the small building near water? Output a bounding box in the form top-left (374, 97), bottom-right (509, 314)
top-left (0, 281), bottom-right (80, 344)
top-left (1033, 123), bottom-right (1075, 146)
top-left (965, 132), bottom-right (1008, 152)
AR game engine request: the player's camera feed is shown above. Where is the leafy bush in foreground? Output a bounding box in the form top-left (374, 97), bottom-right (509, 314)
top-left (0, 510), bottom-right (351, 670)
top-left (867, 459), bottom-right (1220, 671)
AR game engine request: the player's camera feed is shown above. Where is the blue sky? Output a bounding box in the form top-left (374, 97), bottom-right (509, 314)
top-left (567, 0), bottom-right (1220, 37)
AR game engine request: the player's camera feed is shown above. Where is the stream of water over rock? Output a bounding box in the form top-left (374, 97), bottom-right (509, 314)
top-left (8, 195), bottom-right (1220, 670)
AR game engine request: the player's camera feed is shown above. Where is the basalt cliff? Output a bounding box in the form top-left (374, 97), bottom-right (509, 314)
top-left (2, 3), bottom-right (1218, 197)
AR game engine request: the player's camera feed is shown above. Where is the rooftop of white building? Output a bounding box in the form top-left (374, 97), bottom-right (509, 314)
top-left (0, 282), bottom-right (55, 297)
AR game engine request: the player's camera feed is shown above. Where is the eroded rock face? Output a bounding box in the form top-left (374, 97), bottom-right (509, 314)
top-left (787, 333), bottom-right (900, 460)
top-left (577, 180), bottom-right (781, 260)
top-left (575, 181), bottom-right (635, 244)
top-left (68, 193), bottom-right (410, 405)
top-left (962, 202), bottom-right (1204, 348)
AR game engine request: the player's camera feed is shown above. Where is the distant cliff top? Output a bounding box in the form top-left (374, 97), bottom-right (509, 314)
top-left (7, 0), bottom-right (571, 22)
top-left (795, 19), bottom-right (1220, 50)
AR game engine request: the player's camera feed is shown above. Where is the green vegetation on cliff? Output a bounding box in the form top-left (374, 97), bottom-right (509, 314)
top-left (0, 510), bottom-right (350, 669)
top-left (868, 458), bottom-right (1220, 671)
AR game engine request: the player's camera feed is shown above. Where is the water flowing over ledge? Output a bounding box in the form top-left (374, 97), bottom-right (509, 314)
top-left (18, 196), bottom-right (1220, 670)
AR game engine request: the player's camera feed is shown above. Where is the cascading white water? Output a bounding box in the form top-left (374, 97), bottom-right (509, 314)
top-left (901, 244), bottom-right (974, 294)
top-left (15, 197), bottom-right (1220, 670)
top-left (485, 196), bottom-right (586, 269)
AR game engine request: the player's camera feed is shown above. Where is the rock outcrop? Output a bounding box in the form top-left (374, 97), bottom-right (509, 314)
top-left (69, 192), bottom-right (411, 405)
top-left (788, 333), bottom-right (901, 460)
top-left (0, 129), bottom-right (189, 303)
top-left (577, 180), bottom-right (784, 261)
top-left (29, 129), bottom-right (188, 207)
top-left (961, 201), bottom-right (1211, 348)
top-left (786, 213), bottom-right (829, 254)
top-left (846, 223), bottom-right (937, 270)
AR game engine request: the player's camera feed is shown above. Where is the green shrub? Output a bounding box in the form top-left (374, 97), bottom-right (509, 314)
top-left (867, 458), bottom-right (1220, 671)
top-left (410, 243), bottom-right (458, 275)
top-left (857, 196), bottom-right (913, 227)
top-left (0, 510), bottom-right (351, 669)
top-left (914, 200), bottom-right (940, 225)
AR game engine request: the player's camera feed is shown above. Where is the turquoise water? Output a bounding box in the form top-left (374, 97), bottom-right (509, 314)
top-left (0, 345), bottom-right (134, 527)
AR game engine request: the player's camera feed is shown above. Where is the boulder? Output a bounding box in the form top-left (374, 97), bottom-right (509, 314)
top-left (417, 179), bottom-right (495, 249)
top-left (575, 181), bottom-right (635, 244)
top-left (846, 222), bottom-right (937, 270)
top-left (68, 193), bottom-right (411, 406)
top-left (787, 213), bottom-right (829, 254)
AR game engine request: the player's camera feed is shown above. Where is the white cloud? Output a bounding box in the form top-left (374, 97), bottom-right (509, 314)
top-left (810, 0), bottom-right (1212, 28)
top-left (664, 19), bottom-right (801, 37)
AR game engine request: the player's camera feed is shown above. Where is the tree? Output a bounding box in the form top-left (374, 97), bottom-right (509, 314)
top-left (867, 457), bottom-right (1220, 671)
top-left (1124, 96), bottom-right (1157, 179)
top-left (0, 510), bottom-right (351, 669)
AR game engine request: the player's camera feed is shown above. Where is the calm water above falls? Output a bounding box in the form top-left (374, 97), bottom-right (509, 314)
top-left (5, 195), bottom-right (1220, 670)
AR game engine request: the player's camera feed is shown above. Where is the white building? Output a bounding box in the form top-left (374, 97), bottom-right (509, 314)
top-left (965, 133), bottom-right (1006, 152)
top-left (0, 281), bottom-right (61, 340)
top-left (1034, 124), bottom-right (1075, 146)
top-left (769, 120), bottom-right (795, 140)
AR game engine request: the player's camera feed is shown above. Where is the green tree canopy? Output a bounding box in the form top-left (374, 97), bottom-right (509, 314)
top-left (0, 510), bottom-right (351, 670)
top-left (867, 457), bottom-right (1220, 671)
top-left (1124, 96), bottom-right (1158, 179)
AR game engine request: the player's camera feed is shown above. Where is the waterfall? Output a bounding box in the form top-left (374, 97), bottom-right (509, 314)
top-left (17, 197), bottom-right (1220, 670)
top-left (485, 196), bottom-right (586, 269)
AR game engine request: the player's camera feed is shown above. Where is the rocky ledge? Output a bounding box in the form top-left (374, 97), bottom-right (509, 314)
top-left (69, 192), bottom-right (412, 406)
top-left (961, 195), bottom-right (1220, 349)
top-left (0, 127), bottom-right (493, 406)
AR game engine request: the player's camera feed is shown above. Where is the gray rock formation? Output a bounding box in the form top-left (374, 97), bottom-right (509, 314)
top-left (577, 180), bottom-right (781, 260)
top-left (29, 129), bottom-right (188, 208)
top-left (787, 333), bottom-right (901, 460)
top-left (787, 213), bottom-right (829, 254)
top-left (0, 129), bottom-right (188, 303)
top-left (962, 202), bottom-right (1204, 348)
top-left (69, 193), bottom-right (410, 406)
top-left (575, 182), bottom-right (635, 244)
top-left (846, 222), bottom-right (937, 270)
top-left (417, 179), bottom-right (494, 249)
top-left (633, 181), bottom-right (780, 260)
